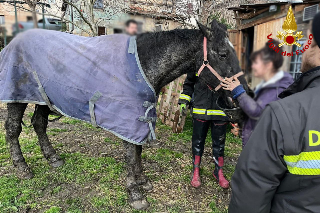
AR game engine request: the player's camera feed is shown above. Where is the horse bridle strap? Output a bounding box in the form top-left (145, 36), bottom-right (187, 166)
top-left (197, 37), bottom-right (244, 91)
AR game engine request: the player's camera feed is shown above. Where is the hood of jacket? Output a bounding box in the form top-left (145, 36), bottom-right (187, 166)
top-left (279, 66), bottom-right (320, 98)
top-left (254, 71), bottom-right (293, 98)
top-left (257, 71), bottom-right (294, 90)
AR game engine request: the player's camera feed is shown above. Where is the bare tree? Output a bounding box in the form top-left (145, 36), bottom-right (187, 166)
top-left (4, 0), bottom-right (254, 37)
top-left (25, 0), bottom-right (39, 28)
top-left (1, 0), bottom-right (128, 36)
top-left (61, 0), bottom-right (128, 36)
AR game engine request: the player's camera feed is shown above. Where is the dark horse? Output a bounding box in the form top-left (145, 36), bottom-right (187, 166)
top-left (4, 21), bottom-right (249, 210)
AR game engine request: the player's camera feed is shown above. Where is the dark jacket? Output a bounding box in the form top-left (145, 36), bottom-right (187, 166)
top-left (237, 71), bottom-right (293, 146)
top-left (229, 66), bottom-right (320, 213)
top-left (178, 71), bottom-right (228, 121)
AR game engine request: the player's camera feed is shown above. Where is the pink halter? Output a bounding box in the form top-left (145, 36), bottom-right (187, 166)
top-left (197, 37), bottom-right (244, 91)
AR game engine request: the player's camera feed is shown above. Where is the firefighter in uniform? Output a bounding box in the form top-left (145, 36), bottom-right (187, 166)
top-left (178, 71), bottom-right (230, 189)
top-left (227, 13), bottom-right (320, 213)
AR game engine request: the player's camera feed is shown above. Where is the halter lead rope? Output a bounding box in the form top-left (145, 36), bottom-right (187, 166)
top-left (197, 37), bottom-right (244, 91)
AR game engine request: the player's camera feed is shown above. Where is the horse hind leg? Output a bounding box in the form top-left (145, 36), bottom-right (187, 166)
top-left (32, 105), bottom-right (64, 168)
top-left (135, 145), bottom-right (153, 191)
top-left (123, 141), bottom-right (149, 210)
top-left (5, 103), bottom-right (33, 179)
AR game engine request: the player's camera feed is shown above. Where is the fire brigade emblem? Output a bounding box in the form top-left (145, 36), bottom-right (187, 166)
top-left (277, 5), bottom-right (304, 47)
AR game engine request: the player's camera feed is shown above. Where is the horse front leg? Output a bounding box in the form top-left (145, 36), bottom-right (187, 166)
top-left (5, 103), bottom-right (33, 179)
top-left (135, 144), bottom-right (153, 191)
top-left (32, 105), bottom-right (64, 167)
top-left (123, 140), bottom-right (149, 210)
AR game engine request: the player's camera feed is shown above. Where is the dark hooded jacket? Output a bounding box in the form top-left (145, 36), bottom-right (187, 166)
top-left (178, 71), bottom-right (228, 121)
top-left (229, 66), bottom-right (320, 213)
top-left (237, 71), bottom-right (293, 146)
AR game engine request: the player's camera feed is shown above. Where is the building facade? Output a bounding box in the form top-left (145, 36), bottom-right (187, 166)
top-left (228, 0), bottom-right (320, 87)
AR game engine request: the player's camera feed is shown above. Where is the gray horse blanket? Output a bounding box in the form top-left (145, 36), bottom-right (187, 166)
top-left (0, 29), bottom-right (157, 144)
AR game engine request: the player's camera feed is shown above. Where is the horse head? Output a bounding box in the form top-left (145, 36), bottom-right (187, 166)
top-left (196, 20), bottom-right (252, 122)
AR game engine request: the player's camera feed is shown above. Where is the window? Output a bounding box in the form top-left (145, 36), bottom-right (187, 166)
top-left (38, 19), bottom-right (43, 23)
top-left (94, 0), bottom-right (103, 9)
top-left (0, 15), bottom-right (4, 25)
top-left (47, 18), bottom-right (61, 25)
top-left (27, 16), bottom-right (33, 22)
top-left (289, 40), bottom-right (306, 80)
top-left (113, 28), bottom-right (123, 34)
top-left (98, 26), bottom-right (105, 36)
top-left (303, 4), bottom-right (319, 21)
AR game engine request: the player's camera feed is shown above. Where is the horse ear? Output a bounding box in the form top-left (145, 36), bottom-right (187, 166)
top-left (211, 19), bottom-right (228, 34)
top-left (210, 19), bottom-right (219, 30)
top-left (197, 21), bottom-right (211, 38)
top-left (210, 19), bottom-right (228, 40)
top-left (211, 19), bottom-right (227, 31)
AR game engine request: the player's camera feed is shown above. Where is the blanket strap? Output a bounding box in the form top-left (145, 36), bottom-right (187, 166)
top-left (128, 37), bottom-right (136, 54)
top-left (31, 70), bottom-right (58, 114)
top-left (139, 101), bottom-right (157, 141)
top-left (89, 91), bottom-right (102, 127)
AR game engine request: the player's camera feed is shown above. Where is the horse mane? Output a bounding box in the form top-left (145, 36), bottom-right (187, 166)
top-left (140, 25), bottom-right (227, 40)
top-left (139, 28), bottom-right (200, 41)
top-left (137, 25), bottom-right (229, 51)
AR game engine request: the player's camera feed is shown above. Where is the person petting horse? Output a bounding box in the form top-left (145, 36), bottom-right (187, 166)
top-left (178, 24), bottom-right (230, 189)
top-left (221, 40), bottom-right (293, 147)
top-left (228, 13), bottom-right (320, 213)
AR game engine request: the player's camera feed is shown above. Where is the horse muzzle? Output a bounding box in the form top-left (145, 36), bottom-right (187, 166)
top-left (216, 96), bottom-right (245, 122)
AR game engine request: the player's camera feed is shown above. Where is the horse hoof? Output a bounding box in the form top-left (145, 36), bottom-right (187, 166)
top-left (129, 198), bottom-right (150, 210)
top-left (16, 165), bottom-right (34, 179)
top-left (141, 180), bottom-right (153, 191)
top-left (51, 159), bottom-right (64, 168)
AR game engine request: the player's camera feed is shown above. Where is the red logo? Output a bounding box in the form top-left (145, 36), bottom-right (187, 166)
top-left (267, 33), bottom-right (313, 57)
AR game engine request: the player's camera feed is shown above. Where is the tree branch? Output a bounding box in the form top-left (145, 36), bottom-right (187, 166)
top-left (10, 3), bottom-right (94, 36)
top-left (62, 0), bottom-right (96, 35)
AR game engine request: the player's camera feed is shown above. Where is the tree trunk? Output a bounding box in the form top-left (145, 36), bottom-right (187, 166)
top-left (88, 3), bottom-right (97, 36)
top-left (32, 5), bottom-right (38, 28)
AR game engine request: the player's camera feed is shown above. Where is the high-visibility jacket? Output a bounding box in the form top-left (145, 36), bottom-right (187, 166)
top-left (229, 66), bottom-right (320, 213)
top-left (178, 71), bottom-right (228, 121)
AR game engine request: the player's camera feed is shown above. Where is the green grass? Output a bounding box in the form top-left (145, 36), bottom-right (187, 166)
top-left (61, 117), bottom-right (82, 125)
top-left (0, 120), bottom-right (125, 212)
top-left (0, 109), bottom-right (242, 212)
top-left (104, 138), bottom-right (120, 146)
top-left (154, 148), bottom-right (181, 161)
top-left (0, 151), bottom-right (125, 212)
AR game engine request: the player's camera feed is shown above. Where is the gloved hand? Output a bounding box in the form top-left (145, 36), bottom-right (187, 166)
top-left (180, 103), bottom-right (187, 112)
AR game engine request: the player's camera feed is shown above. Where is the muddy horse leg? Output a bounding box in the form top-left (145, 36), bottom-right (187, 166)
top-left (32, 105), bottom-right (64, 167)
top-left (5, 103), bottom-right (33, 179)
top-left (135, 144), bottom-right (153, 191)
top-left (123, 141), bottom-right (149, 210)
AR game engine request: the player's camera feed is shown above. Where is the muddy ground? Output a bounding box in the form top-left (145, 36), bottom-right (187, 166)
top-left (0, 103), bottom-right (242, 213)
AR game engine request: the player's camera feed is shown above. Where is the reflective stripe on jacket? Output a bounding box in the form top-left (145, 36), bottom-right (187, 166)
top-left (229, 66), bottom-right (320, 213)
top-left (178, 71), bottom-right (228, 121)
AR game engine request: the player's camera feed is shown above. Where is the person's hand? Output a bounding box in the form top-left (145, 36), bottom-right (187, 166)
top-left (221, 77), bottom-right (241, 91)
top-left (180, 103), bottom-right (186, 112)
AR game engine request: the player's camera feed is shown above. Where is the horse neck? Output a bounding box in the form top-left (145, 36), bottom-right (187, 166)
top-left (136, 29), bottom-right (203, 94)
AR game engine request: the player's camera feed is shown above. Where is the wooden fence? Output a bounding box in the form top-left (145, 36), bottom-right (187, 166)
top-left (157, 75), bottom-right (187, 133)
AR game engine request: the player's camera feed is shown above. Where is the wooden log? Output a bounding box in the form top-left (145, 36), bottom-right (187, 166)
top-left (172, 110), bottom-right (180, 133)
